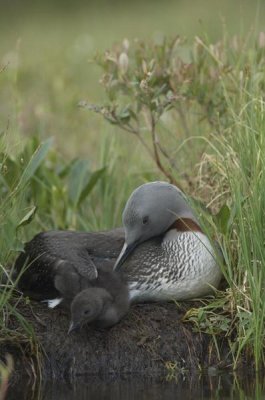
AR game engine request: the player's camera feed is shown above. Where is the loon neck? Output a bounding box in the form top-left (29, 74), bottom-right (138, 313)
top-left (167, 218), bottom-right (202, 233)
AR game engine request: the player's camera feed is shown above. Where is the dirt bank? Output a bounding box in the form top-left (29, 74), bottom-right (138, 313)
top-left (3, 299), bottom-right (230, 381)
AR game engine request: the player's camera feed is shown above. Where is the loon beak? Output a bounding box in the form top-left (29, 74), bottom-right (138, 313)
top-left (114, 241), bottom-right (139, 271)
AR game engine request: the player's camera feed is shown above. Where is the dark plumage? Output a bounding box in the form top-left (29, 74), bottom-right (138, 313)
top-left (14, 228), bottom-right (124, 301)
top-left (14, 228), bottom-right (129, 329)
top-left (14, 182), bottom-right (222, 307)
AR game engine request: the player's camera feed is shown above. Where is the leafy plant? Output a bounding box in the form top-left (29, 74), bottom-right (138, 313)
top-left (0, 135), bottom-right (106, 343)
top-left (80, 35), bottom-right (265, 192)
top-left (80, 34), bottom-right (265, 370)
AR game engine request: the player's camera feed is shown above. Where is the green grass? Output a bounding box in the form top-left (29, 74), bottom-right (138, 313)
top-left (220, 97), bottom-right (265, 369)
top-left (1, 1), bottom-right (265, 373)
top-left (180, 48), bottom-right (265, 369)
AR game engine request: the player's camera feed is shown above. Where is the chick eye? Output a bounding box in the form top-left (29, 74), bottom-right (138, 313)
top-left (84, 309), bottom-right (91, 315)
top-left (142, 216), bottom-right (149, 225)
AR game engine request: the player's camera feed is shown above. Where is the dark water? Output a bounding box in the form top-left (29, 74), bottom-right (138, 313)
top-left (7, 373), bottom-right (265, 400)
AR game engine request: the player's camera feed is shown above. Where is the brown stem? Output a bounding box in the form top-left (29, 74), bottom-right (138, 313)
top-left (150, 113), bottom-right (183, 189)
top-left (115, 113), bottom-right (184, 190)
top-left (116, 123), bottom-right (157, 162)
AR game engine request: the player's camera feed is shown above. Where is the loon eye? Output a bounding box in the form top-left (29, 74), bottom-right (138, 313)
top-left (142, 216), bottom-right (149, 225)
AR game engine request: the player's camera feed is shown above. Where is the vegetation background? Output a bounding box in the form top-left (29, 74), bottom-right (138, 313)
top-left (0, 0), bottom-right (265, 378)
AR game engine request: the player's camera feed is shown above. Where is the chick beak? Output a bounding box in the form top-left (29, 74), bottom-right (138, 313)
top-left (114, 241), bottom-right (139, 271)
top-left (68, 321), bottom-right (80, 334)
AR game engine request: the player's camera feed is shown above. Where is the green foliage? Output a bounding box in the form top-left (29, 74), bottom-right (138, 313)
top-left (214, 204), bottom-right (232, 236)
top-left (0, 136), bottom-right (107, 251)
top-left (83, 34), bottom-right (265, 370)
top-left (0, 135), bottom-right (107, 346)
top-left (1, 30), bottom-right (265, 372)
top-left (80, 35), bottom-right (265, 187)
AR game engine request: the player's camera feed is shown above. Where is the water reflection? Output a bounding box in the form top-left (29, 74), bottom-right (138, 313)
top-left (7, 372), bottom-right (265, 400)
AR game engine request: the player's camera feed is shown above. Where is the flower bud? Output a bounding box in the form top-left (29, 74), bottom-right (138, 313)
top-left (118, 52), bottom-right (129, 74)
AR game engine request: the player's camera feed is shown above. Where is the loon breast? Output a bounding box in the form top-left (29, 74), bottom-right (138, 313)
top-left (127, 228), bottom-right (222, 302)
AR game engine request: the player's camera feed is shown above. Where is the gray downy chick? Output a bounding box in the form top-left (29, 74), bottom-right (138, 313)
top-left (69, 284), bottom-right (129, 333)
top-left (52, 261), bottom-right (130, 332)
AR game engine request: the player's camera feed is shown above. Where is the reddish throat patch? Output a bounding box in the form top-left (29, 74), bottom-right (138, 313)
top-left (168, 218), bottom-right (202, 233)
